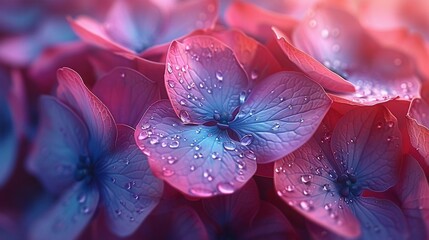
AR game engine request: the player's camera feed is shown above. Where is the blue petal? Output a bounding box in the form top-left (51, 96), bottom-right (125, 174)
top-left (96, 125), bottom-right (163, 237)
top-left (351, 197), bottom-right (408, 240)
top-left (135, 100), bottom-right (257, 197)
top-left (230, 71), bottom-right (331, 163)
top-left (30, 182), bottom-right (99, 240)
top-left (0, 93), bottom-right (17, 187)
top-left (27, 96), bottom-right (89, 194)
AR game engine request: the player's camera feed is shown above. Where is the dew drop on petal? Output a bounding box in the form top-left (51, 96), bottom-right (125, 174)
top-left (167, 63), bottom-right (173, 74)
top-left (211, 152), bottom-right (219, 159)
top-left (239, 91), bottom-right (247, 104)
top-left (162, 167), bottom-right (175, 177)
top-left (223, 141), bottom-right (236, 151)
top-left (77, 193), bottom-right (86, 203)
top-left (240, 134), bottom-right (254, 146)
top-left (285, 185), bottom-right (295, 192)
top-left (169, 141), bottom-right (180, 149)
top-left (215, 70), bottom-right (223, 81)
top-left (244, 150), bottom-right (257, 161)
top-left (217, 182), bottom-right (234, 194)
top-left (138, 131), bottom-right (149, 140)
top-left (299, 201), bottom-right (313, 211)
top-left (272, 123), bottom-right (280, 131)
top-left (251, 70), bottom-right (258, 80)
top-left (190, 188), bottom-right (213, 197)
top-left (179, 110), bottom-right (191, 124)
top-left (300, 175), bottom-right (313, 184)
top-left (167, 80), bottom-right (175, 88)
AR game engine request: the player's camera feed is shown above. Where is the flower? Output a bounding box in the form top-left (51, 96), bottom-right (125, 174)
top-left (274, 105), bottom-right (406, 238)
top-left (135, 35), bottom-right (331, 197)
top-left (27, 68), bottom-right (163, 239)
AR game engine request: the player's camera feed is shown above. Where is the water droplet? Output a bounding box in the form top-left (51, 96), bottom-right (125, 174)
top-left (162, 167), bottom-right (175, 177)
top-left (300, 119), bottom-right (304, 123)
top-left (239, 91), bottom-right (247, 104)
top-left (223, 141), bottom-right (236, 151)
top-left (244, 150), bottom-right (257, 161)
top-left (167, 80), bottom-right (175, 88)
top-left (167, 157), bottom-right (177, 164)
top-left (324, 203), bottom-right (332, 211)
top-left (138, 131), bottom-right (149, 140)
top-left (303, 189), bottom-right (310, 196)
top-left (387, 121), bottom-right (394, 128)
top-left (190, 188), bottom-right (213, 197)
top-left (190, 165), bottom-right (195, 171)
top-left (322, 184), bottom-right (331, 191)
top-left (211, 152), bottom-right (220, 160)
top-left (376, 122), bottom-right (383, 129)
top-left (121, 73), bottom-right (125, 78)
top-left (167, 63), bottom-right (173, 74)
top-left (215, 71), bottom-right (223, 81)
top-left (279, 97), bottom-right (284, 102)
top-left (300, 175), bottom-right (312, 184)
top-left (251, 70), bottom-right (258, 80)
top-left (77, 193), bottom-right (86, 203)
top-left (387, 136), bottom-right (393, 142)
top-left (285, 185), bottom-right (295, 192)
top-left (129, 217), bottom-right (135, 222)
top-left (149, 136), bottom-right (160, 145)
top-left (299, 201), bottom-right (313, 211)
top-left (272, 123), bottom-right (280, 131)
top-left (179, 99), bottom-right (187, 106)
top-left (125, 182), bottom-right (132, 190)
top-left (179, 110), bottom-right (191, 124)
top-left (240, 134), bottom-right (254, 146)
top-left (169, 141), bottom-right (180, 149)
top-left (288, 104), bottom-right (293, 110)
top-left (115, 209), bottom-right (122, 216)
top-left (217, 182), bottom-right (234, 194)
top-left (81, 206), bottom-right (90, 214)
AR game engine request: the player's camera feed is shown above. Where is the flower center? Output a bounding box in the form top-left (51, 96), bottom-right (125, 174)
top-left (74, 155), bottom-right (94, 183)
top-left (213, 112), bottom-right (233, 130)
top-left (335, 173), bottom-right (362, 199)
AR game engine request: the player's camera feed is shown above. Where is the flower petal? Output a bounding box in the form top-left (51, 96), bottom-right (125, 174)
top-left (135, 100), bottom-right (257, 197)
top-left (0, 93), bottom-right (16, 187)
top-left (165, 36), bottom-right (249, 124)
top-left (30, 182), bottom-right (99, 240)
top-left (395, 156), bottom-right (429, 240)
top-left (92, 67), bottom-right (160, 127)
top-left (274, 138), bottom-right (360, 238)
top-left (97, 125), bottom-right (163, 237)
top-left (157, 0), bottom-right (218, 45)
top-left (272, 27), bottom-right (356, 93)
top-left (350, 197), bottom-right (407, 239)
top-left (202, 179), bottom-right (260, 231)
top-left (331, 105), bottom-right (402, 191)
top-left (407, 98), bottom-right (429, 162)
top-left (56, 67), bottom-right (116, 157)
top-left (230, 71), bottom-right (331, 163)
top-left (27, 96), bottom-right (89, 194)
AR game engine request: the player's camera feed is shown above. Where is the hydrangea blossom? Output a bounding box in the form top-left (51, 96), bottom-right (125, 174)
top-left (274, 105), bottom-right (406, 239)
top-left (135, 35), bottom-right (331, 197)
top-left (27, 68), bottom-right (163, 239)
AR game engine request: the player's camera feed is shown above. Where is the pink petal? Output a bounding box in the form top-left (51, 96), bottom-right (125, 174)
top-left (165, 36), bottom-right (249, 124)
top-left (135, 100), bottom-right (257, 197)
top-left (92, 67), bottom-right (160, 127)
top-left (97, 125), bottom-right (163, 237)
top-left (230, 71), bottom-right (332, 163)
top-left (407, 98), bottom-right (429, 164)
top-left (56, 67), bottom-right (117, 156)
top-left (272, 27), bottom-right (356, 93)
top-left (331, 105), bottom-right (402, 191)
top-left (29, 182), bottom-right (99, 240)
top-left (395, 156), bottom-right (429, 239)
top-left (225, 1), bottom-right (298, 42)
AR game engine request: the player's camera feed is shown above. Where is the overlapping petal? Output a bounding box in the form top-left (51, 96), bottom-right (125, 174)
top-left (135, 101), bottom-right (257, 197)
top-left (165, 36), bottom-right (249, 124)
top-left (27, 96), bottom-right (89, 194)
top-left (56, 67), bottom-right (116, 158)
top-left (0, 89), bottom-right (16, 188)
top-left (30, 182), bottom-right (99, 240)
top-left (97, 125), bottom-right (163, 236)
top-left (231, 71), bottom-right (332, 163)
top-left (407, 98), bottom-right (429, 163)
top-left (331, 105), bottom-right (401, 191)
top-left (92, 67), bottom-right (160, 127)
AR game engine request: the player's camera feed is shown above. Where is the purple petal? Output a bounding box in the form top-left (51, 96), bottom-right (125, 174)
top-left (27, 96), bottom-right (89, 194)
top-left (157, 0), bottom-right (218, 45)
top-left (351, 197), bottom-right (407, 239)
top-left (103, 0), bottom-right (161, 52)
top-left (56, 68), bottom-right (117, 157)
top-left (274, 138), bottom-right (361, 238)
top-left (407, 98), bottom-right (429, 162)
top-left (97, 125), bottom-right (163, 237)
top-left (331, 105), bottom-right (402, 191)
top-left (135, 100), bottom-right (257, 197)
top-left (202, 179), bottom-right (260, 231)
top-left (165, 36), bottom-right (249, 124)
top-left (395, 156), bottom-right (429, 239)
top-left (92, 67), bottom-right (160, 127)
top-left (231, 71), bottom-right (331, 163)
top-left (242, 202), bottom-right (295, 240)
top-left (30, 182), bottom-right (99, 240)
